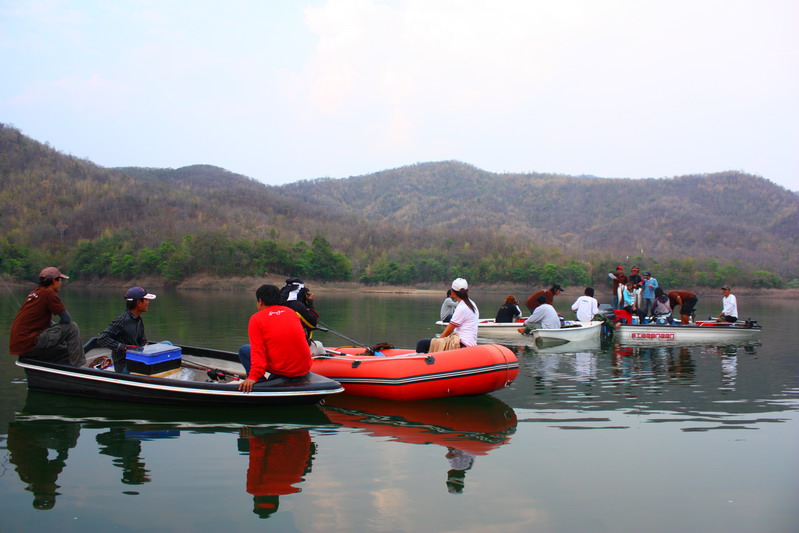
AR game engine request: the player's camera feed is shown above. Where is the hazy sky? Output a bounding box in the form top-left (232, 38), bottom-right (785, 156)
top-left (2, 0), bottom-right (797, 190)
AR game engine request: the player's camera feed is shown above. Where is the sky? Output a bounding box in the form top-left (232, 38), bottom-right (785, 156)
top-left (1, 0), bottom-right (798, 191)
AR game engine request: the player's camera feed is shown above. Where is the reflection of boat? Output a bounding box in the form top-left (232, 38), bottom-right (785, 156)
top-left (17, 391), bottom-right (334, 428)
top-left (616, 321), bottom-right (762, 345)
top-left (528, 321), bottom-right (603, 345)
top-left (16, 344), bottom-right (344, 406)
top-left (322, 395), bottom-right (517, 455)
top-left (312, 344), bottom-right (519, 401)
top-left (436, 318), bottom-right (525, 341)
top-left (11, 392), bottom-right (332, 514)
top-left (530, 337), bottom-right (602, 354)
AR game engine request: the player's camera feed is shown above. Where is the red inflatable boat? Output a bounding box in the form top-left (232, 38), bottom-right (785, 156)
top-left (311, 344), bottom-right (519, 401)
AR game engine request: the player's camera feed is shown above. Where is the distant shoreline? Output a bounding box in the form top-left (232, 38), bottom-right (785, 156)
top-left (3, 274), bottom-right (796, 299)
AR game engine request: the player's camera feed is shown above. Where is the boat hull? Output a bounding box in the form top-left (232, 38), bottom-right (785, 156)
top-left (312, 344), bottom-right (519, 401)
top-left (532, 321), bottom-right (603, 344)
top-left (437, 319), bottom-right (525, 341)
top-left (616, 323), bottom-right (762, 345)
top-left (16, 345), bottom-right (344, 407)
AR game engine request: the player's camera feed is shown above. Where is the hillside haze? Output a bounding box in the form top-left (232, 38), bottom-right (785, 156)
top-left (1, 123), bottom-right (797, 285)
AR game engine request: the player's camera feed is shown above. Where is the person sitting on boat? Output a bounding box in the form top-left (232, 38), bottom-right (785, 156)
top-left (622, 283), bottom-right (647, 324)
top-left (91, 287), bottom-right (157, 374)
top-left (416, 278), bottom-right (479, 353)
top-left (524, 284), bottom-right (563, 314)
top-left (571, 287), bottom-right (599, 322)
top-left (650, 287), bottom-right (674, 323)
top-left (9, 267), bottom-right (85, 367)
top-left (716, 285), bottom-right (738, 323)
top-left (668, 290), bottom-right (699, 325)
top-left (495, 295), bottom-right (522, 323)
top-left (641, 272), bottom-right (658, 313)
top-left (520, 294), bottom-right (560, 331)
top-left (608, 266), bottom-right (628, 309)
top-left (238, 284), bottom-right (313, 393)
top-left (279, 278), bottom-right (323, 355)
top-left (440, 289), bottom-right (458, 323)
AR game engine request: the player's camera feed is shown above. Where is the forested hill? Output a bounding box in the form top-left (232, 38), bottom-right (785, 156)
top-left (277, 161), bottom-right (799, 276)
top-left (1, 123), bottom-right (797, 287)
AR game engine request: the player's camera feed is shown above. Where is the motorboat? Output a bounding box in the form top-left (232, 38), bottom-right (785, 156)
top-left (16, 344), bottom-right (344, 406)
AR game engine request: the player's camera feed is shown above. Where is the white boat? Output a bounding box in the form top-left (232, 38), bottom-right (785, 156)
top-left (527, 320), bottom-right (604, 345)
top-left (616, 320), bottom-right (762, 345)
top-left (436, 318), bottom-right (527, 341)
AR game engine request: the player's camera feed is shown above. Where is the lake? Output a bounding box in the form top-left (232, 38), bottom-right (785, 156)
top-left (1, 286), bottom-right (797, 532)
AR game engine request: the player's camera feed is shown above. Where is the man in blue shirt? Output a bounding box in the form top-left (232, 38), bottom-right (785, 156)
top-left (642, 272), bottom-right (659, 314)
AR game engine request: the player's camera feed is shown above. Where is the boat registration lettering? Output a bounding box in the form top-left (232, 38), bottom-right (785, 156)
top-left (630, 332), bottom-right (676, 340)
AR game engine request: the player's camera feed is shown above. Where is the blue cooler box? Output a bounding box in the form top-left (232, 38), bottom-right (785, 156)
top-left (127, 343), bottom-right (182, 375)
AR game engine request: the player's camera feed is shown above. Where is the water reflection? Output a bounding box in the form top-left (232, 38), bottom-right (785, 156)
top-left (7, 392), bottom-right (332, 516)
top-left (501, 339), bottom-right (782, 417)
top-left (322, 395), bottom-right (516, 494)
top-left (6, 419), bottom-right (79, 509)
top-left (238, 427), bottom-right (316, 518)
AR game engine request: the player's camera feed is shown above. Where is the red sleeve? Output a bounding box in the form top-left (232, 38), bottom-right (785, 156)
top-left (247, 314), bottom-right (268, 381)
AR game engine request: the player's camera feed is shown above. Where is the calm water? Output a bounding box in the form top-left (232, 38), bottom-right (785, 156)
top-left (1, 286), bottom-right (797, 533)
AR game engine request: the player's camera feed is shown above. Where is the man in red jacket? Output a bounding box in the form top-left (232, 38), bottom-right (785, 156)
top-left (238, 284), bottom-right (312, 393)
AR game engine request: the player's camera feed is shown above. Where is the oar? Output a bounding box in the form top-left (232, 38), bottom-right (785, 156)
top-left (181, 359), bottom-right (243, 381)
top-left (317, 321), bottom-right (370, 349)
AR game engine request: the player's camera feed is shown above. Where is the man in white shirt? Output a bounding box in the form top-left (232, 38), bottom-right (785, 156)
top-left (521, 295), bottom-right (561, 331)
top-left (717, 285), bottom-right (739, 323)
top-left (571, 287), bottom-right (599, 322)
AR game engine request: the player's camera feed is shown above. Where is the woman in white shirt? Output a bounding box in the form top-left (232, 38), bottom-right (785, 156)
top-left (417, 278), bottom-right (479, 353)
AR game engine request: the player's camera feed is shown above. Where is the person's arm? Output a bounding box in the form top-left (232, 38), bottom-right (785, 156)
top-left (440, 322), bottom-right (457, 338)
top-left (56, 309), bottom-right (73, 324)
top-left (95, 315), bottom-right (125, 350)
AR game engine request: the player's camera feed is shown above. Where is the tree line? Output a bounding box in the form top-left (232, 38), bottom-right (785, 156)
top-left (1, 231), bottom-right (790, 290)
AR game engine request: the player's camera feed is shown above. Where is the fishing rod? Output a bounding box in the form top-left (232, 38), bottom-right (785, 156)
top-left (0, 274), bottom-right (21, 308)
top-left (181, 359), bottom-right (243, 381)
top-left (316, 321), bottom-right (370, 349)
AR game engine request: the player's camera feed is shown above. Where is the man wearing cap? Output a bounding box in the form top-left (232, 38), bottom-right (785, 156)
top-left (524, 284), bottom-right (564, 314)
top-left (608, 266), bottom-right (628, 309)
top-left (641, 272), bottom-right (659, 313)
top-left (716, 286), bottom-right (738, 323)
top-left (94, 287), bottom-right (157, 374)
top-left (9, 267), bottom-right (85, 366)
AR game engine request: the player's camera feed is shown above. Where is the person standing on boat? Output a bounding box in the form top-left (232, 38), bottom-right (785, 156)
top-left (440, 289), bottom-right (458, 322)
top-left (521, 294), bottom-right (561, 331)
top-left (668, 290), bottom-right (699, 325)
top-left (9, 267), bottom-right (85, 367)
top-left (641, 272), bottom-right (659, 313)
top-left (716, 285), bottom-right (738, 323)
top-left (524, 284), bottom-right (563, 314)
top-left (495, 295), bottom-right (522, 323)
top-left (571, 287), bottom-right (599, 322)
top-left (238, 284), bottom-right (312, 393)
top-left (416, 278), bottom-right (479, 353)
top-left (91, 287), bottom-right (157, 374)
top-left (608, 266), bottom-right (628, 309)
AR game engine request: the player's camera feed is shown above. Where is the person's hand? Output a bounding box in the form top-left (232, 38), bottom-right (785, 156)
top-left (239, 378), bottom-right (257, 393)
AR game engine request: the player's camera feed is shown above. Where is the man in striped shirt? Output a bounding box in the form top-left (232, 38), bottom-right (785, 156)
top-left (96, 287), bottom-right (156, 373)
